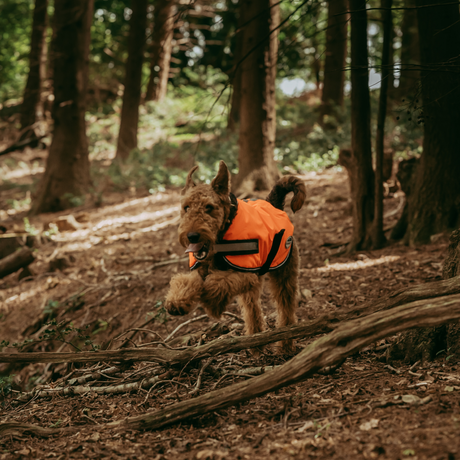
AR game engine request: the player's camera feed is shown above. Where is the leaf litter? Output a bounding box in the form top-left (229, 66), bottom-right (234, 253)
top-left (0, 168), bottom-right (459, 459)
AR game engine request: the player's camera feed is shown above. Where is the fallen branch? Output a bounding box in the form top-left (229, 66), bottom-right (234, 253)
top-left (0, 133), bottom-right (46, 156)
top-left (2, 274), bottom-right (459, 365)
top-left (107, 293), bottom-right (460, 431)
top-left (0, 247), bottom-right (35, 279)
top-left (3, 293), bottom-right (460, 437)
top-left (14, 370), bottom-right (174, 402)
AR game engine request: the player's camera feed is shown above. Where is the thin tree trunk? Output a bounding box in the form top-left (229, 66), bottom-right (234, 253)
top-left (234, 0), bottom-right (280, 193)
top-left (396, 0), bottom-right (419, 101)
top-left (116, 0), bottom-right (148, 160)
top-left (30, 0), bottom-right (94, 215)
top-left (145, 0), bottom-right (175, 102)
top-left (407, 0), bottom-right (460, 244)
top-left (20, 0), bottom-right (48, 135)
top-left (320, 0), bottom-right (348, 123)
top-left (371, 0), bottom-right (392, 249)
top-left (347, 0), bottom-right (374, 251)
top-left (227, 10), bottom-right (244, 132)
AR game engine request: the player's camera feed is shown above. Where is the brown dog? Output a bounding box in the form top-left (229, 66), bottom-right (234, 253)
top-left (165, 161), bottom-right (306, 353)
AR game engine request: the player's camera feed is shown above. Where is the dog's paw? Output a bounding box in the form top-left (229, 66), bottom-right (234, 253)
top-left (165, 301), bottom-right (187, 316)
top-left (272, 340), bottom-right (296, 356)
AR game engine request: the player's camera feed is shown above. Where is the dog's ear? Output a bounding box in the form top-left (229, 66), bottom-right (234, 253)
top-left (182, 165), bottom-right (199, 195)
top-left (211, 161), bottom-right (230, 196)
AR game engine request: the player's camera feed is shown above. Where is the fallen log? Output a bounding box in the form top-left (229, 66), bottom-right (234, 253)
top-left (109, 293), bottom-right (460, 431)
top-left (1, 274), bottom-right (459, 365)
top-left (3, 293), bottom-right (460, 437)
top-left (0, 247), bottom-right (35, 279)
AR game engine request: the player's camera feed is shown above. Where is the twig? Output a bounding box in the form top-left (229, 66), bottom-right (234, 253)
top-left (222, 311), bottom-right (244, 322)
top-left (115, 328), bottom-right (164, 342)
top-left (189, 358), bottom-right (214, 396)
top-left (151, 257), bottom-right (188, 270)
top-left (165, 315), bottom-right (209, 342)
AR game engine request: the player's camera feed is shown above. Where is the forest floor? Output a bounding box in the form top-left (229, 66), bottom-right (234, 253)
top-left (0, 150), bottom-right (459, 460)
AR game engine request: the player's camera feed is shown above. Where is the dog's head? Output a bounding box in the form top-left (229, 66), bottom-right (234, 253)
top-left (178, 161), bottom-right (233, 261)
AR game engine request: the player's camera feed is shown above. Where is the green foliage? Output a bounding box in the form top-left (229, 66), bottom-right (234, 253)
top-left (0, 375), bottom-right (15, 399)
top-left (0, 1), bottom-right (32, 102)
top-left (43, 299), bottom-right (60, 318)
top-left (146, 301), bottom-right (169, 325)
top-left (90, 1), bottom-right (130, 88)
top-left (49, 419), bottom-right (62, 428)
top-left (23, 217), bottom-right (38, 236)
top-left (7, 196), bottom-right (31, 211)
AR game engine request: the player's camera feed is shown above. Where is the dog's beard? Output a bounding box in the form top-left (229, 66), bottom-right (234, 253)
top-left (185, 242), bottom-right (209, 260)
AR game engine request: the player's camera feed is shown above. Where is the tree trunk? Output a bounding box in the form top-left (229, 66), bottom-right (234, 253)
top-left (116, 0), bottom-right (148, 160)
top-left (145, 0), bottom-right (175, 102)
top-left (320, 0), bottom-right (348, 123)
top-left (30, 0), bottom-right (94, 215)
top-left (234, 0), bottom-right (280, 194)
top-left (396, 0), bottom-right (420, 101)
top-left (20, 0), bottom-right (48, 136)
top-left (390, 228), bottom-right (460, 363)
top-left (227, 10), bottom-right (244, 133)
top-left (406, 0), bottom-right (460, 244)
top-left (371, 0), bottom-right (392, 249)
top-left (347, 0), bottom-right (374, 251)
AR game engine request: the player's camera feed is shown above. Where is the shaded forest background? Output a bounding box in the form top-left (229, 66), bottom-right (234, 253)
top-left (1, 0), bottom-right (458, 249)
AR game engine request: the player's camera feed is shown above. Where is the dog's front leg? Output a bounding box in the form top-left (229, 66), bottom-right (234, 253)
top-left (200, 271), bottom-right (260, 319)
top-left (165, 270), bottom-right (204, 316)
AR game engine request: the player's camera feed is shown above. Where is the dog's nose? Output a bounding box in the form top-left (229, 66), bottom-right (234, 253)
top-left (187, 232), bottom-right (200, 244)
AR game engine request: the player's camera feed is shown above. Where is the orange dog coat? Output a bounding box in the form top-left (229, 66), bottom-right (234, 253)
top-left (189, 199), bottom-right (294, 275)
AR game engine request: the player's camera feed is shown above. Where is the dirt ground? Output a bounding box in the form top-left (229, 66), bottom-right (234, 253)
top-left (1, 153), bottom-right (459, 460)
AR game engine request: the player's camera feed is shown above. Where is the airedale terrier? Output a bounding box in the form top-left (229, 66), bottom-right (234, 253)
top-left (165, 161), bottom-right (306, 353)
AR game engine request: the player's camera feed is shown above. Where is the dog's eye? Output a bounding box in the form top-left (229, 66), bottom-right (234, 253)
top-left (205, 205), bottom-right (214, 213)
top-left (184, 206), bottom-right (189, 213)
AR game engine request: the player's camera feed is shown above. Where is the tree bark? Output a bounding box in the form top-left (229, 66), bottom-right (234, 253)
top-left (390, 156), bottom-right (419, 241)
top-left (396, 0), bottom-right (420, 101)
top-left (20, 0), bottom-right (48, 135)
top-left (390, 228), bottom-right (460, 362)
top-left (407, 0), bottom-right (460, 244)
top-left (234, 0), bottom-right (280, 194)
top-left (0, 248), bottom-right (35, 279)
top-left (227, 9), bottom-right (244, 133)
top-left (371, 0), bottom-right (392, 249)
top-left (4, 292), bottom-right (460, 437)
top-left (116, 0), bottom-right (148, 160)
top-left (145, 0), bottom-right (175, 102)
top-left (347, 0), bottom-right (374, 251)
top-left (320, 0), bottom-right (348, 123)
top-left (30, 0), bottom-right (94, 215)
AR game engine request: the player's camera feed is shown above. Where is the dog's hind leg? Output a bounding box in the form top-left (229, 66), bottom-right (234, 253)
top-left (238, 284), bottom-right (266, 336)
top-left (267, 240), bottom-right (300, 354)
top-left (165, 270), bottom-right (204, 316)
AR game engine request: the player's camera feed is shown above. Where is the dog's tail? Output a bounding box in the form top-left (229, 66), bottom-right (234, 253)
top-left (265, 176), bottom-right (306, 213)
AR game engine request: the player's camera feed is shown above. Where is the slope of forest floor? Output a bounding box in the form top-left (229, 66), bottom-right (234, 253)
top-left (1, 155), bottom-right (459, 459)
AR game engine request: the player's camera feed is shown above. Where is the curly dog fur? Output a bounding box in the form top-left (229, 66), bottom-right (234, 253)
top-left (164, 161), bottom-right (306, 353)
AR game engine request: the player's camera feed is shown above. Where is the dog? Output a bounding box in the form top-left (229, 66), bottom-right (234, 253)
top-left (164, 161), bottom-right (306, 353)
